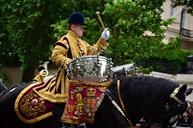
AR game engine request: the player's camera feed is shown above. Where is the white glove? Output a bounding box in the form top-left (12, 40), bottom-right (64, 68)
top-left (101, 28), bottom-right (110, 40)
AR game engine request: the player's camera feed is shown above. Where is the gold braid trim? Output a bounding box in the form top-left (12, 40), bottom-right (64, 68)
top-left (66, 34), bottom-right (81, 58)
top-left (34, 89), bottom-right (68, 103)
top-left (14, 82), bottom-right (53, 124)
top-left (34, 71), bottom-right (68, 103)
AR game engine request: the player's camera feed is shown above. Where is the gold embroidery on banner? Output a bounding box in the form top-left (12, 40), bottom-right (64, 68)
top-left (60, 80), bottom-right (112, 124)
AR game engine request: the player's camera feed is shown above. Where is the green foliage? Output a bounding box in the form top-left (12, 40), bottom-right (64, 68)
top-left (102, 0), bottom-right (173, 65)
top-left (6, 0), bottom-right (66, 66)
top-left (0, 0), bottom-right (19, 66)
top-left (137, 38), bottom-right (193, 74)
top-left (50, 20), bottom-right (68, 40)
top-left (0, 0), bottom-right (69, 81)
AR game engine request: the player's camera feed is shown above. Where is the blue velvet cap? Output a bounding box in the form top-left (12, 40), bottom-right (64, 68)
top-left (68, 12), bottom-right (85, 25)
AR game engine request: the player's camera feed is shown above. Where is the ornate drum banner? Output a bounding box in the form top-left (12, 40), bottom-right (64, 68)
top-left (61, 80), bottom-right (111, 124)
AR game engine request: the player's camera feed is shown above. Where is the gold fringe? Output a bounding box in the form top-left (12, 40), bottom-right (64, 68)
top-left (34, 89), bottom-right (68, 103)
top-left (61, 118), bottom-right (94, 125)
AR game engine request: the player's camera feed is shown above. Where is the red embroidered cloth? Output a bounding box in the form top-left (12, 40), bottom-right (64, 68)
top-left (61, 80), bottom-right (111, 124)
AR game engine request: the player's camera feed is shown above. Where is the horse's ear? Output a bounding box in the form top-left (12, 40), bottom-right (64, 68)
top-left (186, 88), bottom-right (193, 96)
top-left (179, 84), bottom-right (187, 94)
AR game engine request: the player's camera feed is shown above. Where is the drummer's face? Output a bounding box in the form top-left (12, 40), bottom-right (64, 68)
top-left (71, 24), bottom-right (85, 37)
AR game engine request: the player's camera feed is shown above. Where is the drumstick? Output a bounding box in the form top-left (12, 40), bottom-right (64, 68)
top-left (96, 11), bottom-right (105, 29)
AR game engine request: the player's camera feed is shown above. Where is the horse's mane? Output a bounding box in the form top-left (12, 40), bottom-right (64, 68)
top-left (124, 75), bottom-right (177, 96)
top-left (111, 75), bottom-right (178, 98)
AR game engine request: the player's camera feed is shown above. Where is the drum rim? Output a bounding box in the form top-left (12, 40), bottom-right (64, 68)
top-left (69, 55), bottom-right (111, 64)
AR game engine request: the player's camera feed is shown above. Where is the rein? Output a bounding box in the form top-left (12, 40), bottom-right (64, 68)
top-left (106, 80), bottom-right (139, 128)
top-left (117, 80), bottom-right (127, 114)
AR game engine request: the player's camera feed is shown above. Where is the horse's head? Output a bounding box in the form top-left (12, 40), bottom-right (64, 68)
top-left (151, 84), bottom-right (188, 126)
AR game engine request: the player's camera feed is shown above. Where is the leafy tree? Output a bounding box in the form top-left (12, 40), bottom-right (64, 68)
top-left (0, 0), bottom-right (69, 82)
top-left (102, 0), bottom-right (174, 64)
top-left (0, 0), bottom-right (19, 66)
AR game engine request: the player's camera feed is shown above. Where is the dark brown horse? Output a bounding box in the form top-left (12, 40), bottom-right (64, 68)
top-left (0, 76), bottom-right (189, 128)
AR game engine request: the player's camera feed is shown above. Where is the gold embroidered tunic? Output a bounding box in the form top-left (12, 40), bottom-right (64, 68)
top-left (34, 30), bottom-right (109, 103)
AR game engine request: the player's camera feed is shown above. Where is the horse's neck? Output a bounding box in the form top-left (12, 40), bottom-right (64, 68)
top-left (121, 77), bottom-right (171, 116)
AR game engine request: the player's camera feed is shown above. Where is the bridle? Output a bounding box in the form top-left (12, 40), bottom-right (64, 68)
top-left (165, 85), bottom-right (186, 111)
top-left (170, 85), bottom-right (184, 105)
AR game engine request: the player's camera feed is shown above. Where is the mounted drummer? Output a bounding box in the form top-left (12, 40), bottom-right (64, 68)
top-left (34, 11), bottom-right (110, 102)
top-left (33, 11), bottom-right (111, 126)
top-left (52, 11), bottom-right (110, 65)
